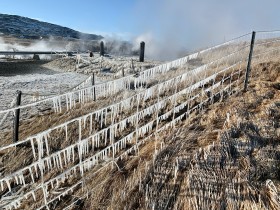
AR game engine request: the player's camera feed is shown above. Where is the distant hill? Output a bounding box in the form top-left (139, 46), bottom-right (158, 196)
top-left (0, 13), bottom-right (103, 40)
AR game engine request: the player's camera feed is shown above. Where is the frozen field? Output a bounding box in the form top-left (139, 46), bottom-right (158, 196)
top-left (0, 59), bottom-right (88, 110)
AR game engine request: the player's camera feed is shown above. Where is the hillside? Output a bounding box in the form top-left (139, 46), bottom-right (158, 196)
top-left (76, 60), bottom-right (280, 209)
top-left (0, 31), bottom-right (280, 210)
top-left (0, 13), bottom-right (103, 40)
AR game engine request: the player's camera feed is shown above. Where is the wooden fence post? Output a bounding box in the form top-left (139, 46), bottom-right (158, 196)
top-left (244, 31), bottom-right (256, 92)
top-left (139, 41), bottom-right (145, 62)
top-left (92, 72), bottom-right (96, 101)
top-left (100, 41), bottom-right (105, 56)
top-left (13, 90), bottom-right (22, 143)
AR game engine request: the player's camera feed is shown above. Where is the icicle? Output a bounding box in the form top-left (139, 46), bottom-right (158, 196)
top-left (30, 138), bottom-right (36, 159)
top-left (72, 146), bottom-right (75, 162)
top-left (58, 153), bottom-right (63, 169)
top-left (63, 149), bottom-right (67, 165)
top-left (45, 158), bottom-right (51, 172)
top-left (19, 172), bottom-right (26, 186)
top-left (28, 167), bottom-right (35, 183)
top-left (79, 119), bottom-right (82, 141)
top-left (97, 132), bottom-right (100, 147)
top-left (31, 190), bottom-right (36, 201)
top-left (65, 124), bottom-right (68, 142)
top-left (34, 163), bottom-right (39, 178)
top-left (78, 90), bottom-right (81, 103)
top-left (42, 186), bottom-right (48, 205)
top-left (44, 133), bottom-right (50, 156)
top-left (83, 116), bottom-right (87, 129)
top-left (65, 94), bottom-right (69, 111)
top-left (5, 178), bottom-right (11, 192)
top-left (36, 134), bottom-right (44, 160)
top-left (52, 98), bottom-right (57, 112)
top-left (112, 144), bottom-right (115, 159)
top-left (100, 110), bottom-right (103, 128)
top-left (53, 155), bottom-right (58, 168)
top-left (104, 128), bottom-right (108, 145)
top-left (89, 114), bottom-right (93, 135)
top-left (15, 175), bottom-right (19, 185)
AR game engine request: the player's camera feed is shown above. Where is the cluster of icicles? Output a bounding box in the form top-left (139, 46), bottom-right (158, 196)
top-left (0, 51), bottom-right (198, 117)
top-left (0, 54), bottom-right (243, 152)
top-left (41, 50), bottom-right (244, 114)
top-left (0, 59), bottom-right (246, 209)
top-left (0, 35), bottom-right (247, 120)
top-left (0, 41), bottom-right (249, 209)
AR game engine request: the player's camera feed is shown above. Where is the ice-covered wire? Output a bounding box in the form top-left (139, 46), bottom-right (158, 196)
top-left (1, 66), bottom-right (245, 210)
top-left (0, 60), bottom-right (244, 192)
top-left (0, 33), bottom-right (251, 115)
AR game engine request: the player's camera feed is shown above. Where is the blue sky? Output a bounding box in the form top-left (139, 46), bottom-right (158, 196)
top-left (1, 0), bottom-right (280, 58)
top-left (1, 0), bottom-right (136, 37)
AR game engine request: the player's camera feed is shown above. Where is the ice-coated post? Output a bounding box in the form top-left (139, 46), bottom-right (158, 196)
top-left (244, 31), bottom-right (256, 92)
top-left (100, 41), bottom-right (105, 56)
top-left (122, 68), bottom-right (125, 77)
top-left (13, 90), bottom-right (22, 143)
top-left (139, 41), bottom-right (145, 62)
top-left (92, 72), bottom-right (96, 101)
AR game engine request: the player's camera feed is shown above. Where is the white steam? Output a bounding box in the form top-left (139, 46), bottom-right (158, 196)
top-left (0, 36), bottom-right (93, 59)
top-left (130, 0), bottom-right (280, 60)
top-left (0, 37), bottom-right (70, 59)
top-left (132, 32), bottom-right (187, 61)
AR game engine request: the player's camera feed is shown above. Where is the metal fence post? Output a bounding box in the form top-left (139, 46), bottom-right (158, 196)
top-left (244, 31), bottom-right (256, 92)
top-left (92, 72), bottom-right (96, 101)
top-left (13, 90), bottom-right (22, 143)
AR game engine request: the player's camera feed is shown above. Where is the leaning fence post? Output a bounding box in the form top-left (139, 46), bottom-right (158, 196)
top-left (244, 31), bottom-right (256, 92)
top-left (139, 41), bottom-right (145, 62)
top-left (13, 90), bottom-right (22, 143)
top-left (92, 72), bottom-right (96, 101)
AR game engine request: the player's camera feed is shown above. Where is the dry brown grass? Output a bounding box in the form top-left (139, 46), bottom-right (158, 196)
top-left (72, 59), bottom-right (280, 210)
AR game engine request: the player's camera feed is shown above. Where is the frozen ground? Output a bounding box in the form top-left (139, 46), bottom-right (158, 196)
top-left (44, 53), bottom-right (162, 78)
top-left (0, 59), bottom-right (88, 110)
top-left (0, 54), bottom-right (162, 110)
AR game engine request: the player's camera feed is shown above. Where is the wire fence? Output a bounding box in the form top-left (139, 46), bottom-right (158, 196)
top-left (0, 33), bottom-right (252, 131)
top-left (0, 30), bottom-right (279, 209)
